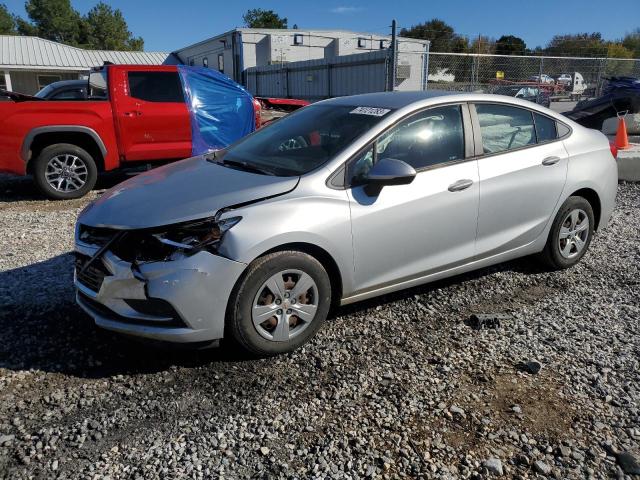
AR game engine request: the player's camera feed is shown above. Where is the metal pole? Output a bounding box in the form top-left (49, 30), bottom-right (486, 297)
top-left (388, 19), bottom-right (397, 92)
top-left (422, 42), bottom-right (430, 90)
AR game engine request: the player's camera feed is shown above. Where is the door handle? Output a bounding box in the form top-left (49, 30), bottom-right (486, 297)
top-left (542, 156), bottom-right (560, 166)
top-left (448, 179), bottom-right (474, 192)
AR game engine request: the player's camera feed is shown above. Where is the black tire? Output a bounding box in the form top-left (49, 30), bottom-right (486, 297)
top-left (227, 251), bottom-right (332, 357)
top-left (32, 143), bottom-right (98, 200)
top-left (539, 196), bottom-right (595, 270)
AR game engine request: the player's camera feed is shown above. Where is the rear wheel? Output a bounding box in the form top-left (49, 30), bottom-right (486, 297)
top-left (32, 143), bottom-right (97, 200)
top-left (539, 196), bottom-right (594, 269)
top-left (227, 251), bottom-right (331, 356)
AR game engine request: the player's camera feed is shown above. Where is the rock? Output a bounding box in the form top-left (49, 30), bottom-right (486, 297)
top-left (533, 460), bottom-right (551, 475)
top-left (616, 452), bottom-right (640, 475)
top-left (0, 435), bottom-right (15, 446)
top-left (259, 447), bottom-right (270, 456)
top-left (517, 360), bottom-right (542, 375)
top-left (449, 405), bottom-right (466, 418)
top-left (511, 405), bottom-right (522, 414)
top-left (483, 458), bottom-right (504, 476)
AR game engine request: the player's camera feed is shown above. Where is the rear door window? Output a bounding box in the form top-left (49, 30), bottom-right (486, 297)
top-left (127, 71), bottom-right (184, 103)
top-left (476, 104), bottom-right (536, 154)
top-left (534, 113), bottom-right (557, 143)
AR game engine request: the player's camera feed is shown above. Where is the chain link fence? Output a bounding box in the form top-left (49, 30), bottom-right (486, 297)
top-left (424, 52), bottom-right (640, 98)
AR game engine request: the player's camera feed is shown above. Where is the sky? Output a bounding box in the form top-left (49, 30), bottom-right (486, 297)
top-left (3, 0), bottom-right (639, 52)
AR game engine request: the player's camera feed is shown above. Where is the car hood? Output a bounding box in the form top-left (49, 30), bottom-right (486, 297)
top-left (79, 156), bottom-right (299, 229)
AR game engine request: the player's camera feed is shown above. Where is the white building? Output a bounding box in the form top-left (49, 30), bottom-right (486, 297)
top-left (0, 35), bottom-right (175, 94)
top-left (173, 28), bottom-right (429, 85)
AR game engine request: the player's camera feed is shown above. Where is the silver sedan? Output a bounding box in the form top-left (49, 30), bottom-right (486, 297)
top-left (74, 91), bottom-right (618, 356)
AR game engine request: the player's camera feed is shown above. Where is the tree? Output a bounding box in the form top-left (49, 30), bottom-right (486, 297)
top-left (83, 2), bottom-right (143, 51)
top-left (400, 18), bottom-right (464, 53)
top-left (242, 9), bottom-right (287, 29)
top-left (622, 29), bottom-right (640, 58)
top-left (0, 3), bottom-right (15, 34)
top-left (606, 42), bottom-right (633, 59)
top-left (545, 33), bottom-right (607, 57)
top-left (495, 35), bottom-right (526, 55)
top-left (19, 0), bottom-right (82, 45)
top-left (471, 35), bottom-right (496, 54)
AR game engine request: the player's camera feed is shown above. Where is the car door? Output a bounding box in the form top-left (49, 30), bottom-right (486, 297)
top-left (471, 103), bottom-right (568, 257)
top-left (113, 69), bottom-right (192, 161)
top-left (347, 103), bottom-right (479, 293)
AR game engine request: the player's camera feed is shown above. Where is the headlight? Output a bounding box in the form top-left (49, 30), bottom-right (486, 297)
top-left (113, 216), bottom-right (242, 263)
top-left (154, 216), bottom-right (241, 253)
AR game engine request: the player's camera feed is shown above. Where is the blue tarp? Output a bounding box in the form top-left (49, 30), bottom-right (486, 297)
top-left (177, 66), bottom-right (255, 156)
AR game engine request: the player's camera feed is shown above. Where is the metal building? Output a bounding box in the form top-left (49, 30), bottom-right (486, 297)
top-left (0, 35), bottom-right (175, 94)
top-left (173, 28), bottom-right (429, 86)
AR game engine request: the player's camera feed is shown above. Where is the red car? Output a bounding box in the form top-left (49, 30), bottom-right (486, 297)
top-left (0, 64), bottom-right (307, 199)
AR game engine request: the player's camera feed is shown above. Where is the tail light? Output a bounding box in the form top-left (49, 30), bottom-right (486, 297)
top-left (252, 98), bottom-right (262, 129)
top-left (609, 141), bottom-right (618, 159)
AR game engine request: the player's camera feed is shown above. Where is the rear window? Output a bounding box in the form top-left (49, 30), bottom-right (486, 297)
top-left (88, 70), bottom-right (108, 99)
top-left (127, 71), bottom-right (184, 103)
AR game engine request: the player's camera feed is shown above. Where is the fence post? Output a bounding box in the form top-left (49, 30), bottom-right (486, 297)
top-left (387, 19), bottom-right (397, 92)
top-left (538, 57), bottom-right (544, 88)
top-left (422, 42), bottom-right (430, 90)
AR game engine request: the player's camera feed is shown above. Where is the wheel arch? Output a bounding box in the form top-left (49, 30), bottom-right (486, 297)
top-left (246, 242), bottom-right (344, 306)
top-left (569, 187), bottom-right (601, 230)
top-left (23, 126), bottom-right (107, 173)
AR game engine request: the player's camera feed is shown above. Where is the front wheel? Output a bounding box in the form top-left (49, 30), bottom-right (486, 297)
top-left (227, 251), bottom-right (332, 356)
top-left (32, 143), bottom-right (98, 200)
top-left (539, 196), bottom-right (595, 269)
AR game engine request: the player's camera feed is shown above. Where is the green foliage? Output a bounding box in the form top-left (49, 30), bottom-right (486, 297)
top-left (0, 3), bottom-right (15, 34)
top-left (495, 35), bottom-right (526, 55)
top-left (400, 18), bottom-right (466, 53)
top-left (21, 0), bottom-right (82, 44)
top-left (242, 9), bottom-right (287, 29)
top-left (8, 0), bottom-right (143, 51)
top-left (84, 2), bottom-right (143, 51)
top-left (544, 33), bottom-right (608, 57)
top-left (622, 29), bottom-right (640, 58)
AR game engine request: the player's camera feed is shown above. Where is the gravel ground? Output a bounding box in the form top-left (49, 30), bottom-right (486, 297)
top-left (0, 174), bottom-right (638, 479)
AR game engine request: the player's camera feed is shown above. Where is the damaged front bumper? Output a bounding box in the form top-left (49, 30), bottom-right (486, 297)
top-left (74, 241), bottom-right (246, 343)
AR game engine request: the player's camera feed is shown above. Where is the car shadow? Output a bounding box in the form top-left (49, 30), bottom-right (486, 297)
top-left (0, 251), bottom-right (547, 379)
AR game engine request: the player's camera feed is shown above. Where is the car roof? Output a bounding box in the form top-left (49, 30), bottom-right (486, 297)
top-left (46, 79), bottom-right (86, 88)
top-left (318, 90), bottom-right (459, 109)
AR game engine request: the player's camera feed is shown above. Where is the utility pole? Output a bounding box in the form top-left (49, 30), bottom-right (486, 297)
top-left (388, 19), bottom-right (397, 92)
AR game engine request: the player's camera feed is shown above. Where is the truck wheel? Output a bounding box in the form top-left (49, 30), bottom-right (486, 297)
top-left (32, 143), bottom-right (98, 200)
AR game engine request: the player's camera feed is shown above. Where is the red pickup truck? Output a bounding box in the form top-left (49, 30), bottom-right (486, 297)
top-left (0, 64), bottom-right (307, 199)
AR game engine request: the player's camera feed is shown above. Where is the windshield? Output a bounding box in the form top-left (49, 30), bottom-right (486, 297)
top-left (222, 104), bottom-right (393, 176)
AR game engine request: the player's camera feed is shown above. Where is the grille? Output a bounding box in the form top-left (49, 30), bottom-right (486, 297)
top-left (75, 253), bottom-right (110, 293)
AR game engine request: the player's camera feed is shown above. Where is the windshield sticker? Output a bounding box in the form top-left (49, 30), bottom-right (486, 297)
top-left (350, 107), bottom-right (390, 116)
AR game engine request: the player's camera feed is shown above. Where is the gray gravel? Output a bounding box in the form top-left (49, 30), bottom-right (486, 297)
top-left (0, 173), bottom-right (639, 479)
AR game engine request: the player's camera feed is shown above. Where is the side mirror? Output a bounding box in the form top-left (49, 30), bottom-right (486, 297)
top-left (364, 158), bottom-right (416, 195)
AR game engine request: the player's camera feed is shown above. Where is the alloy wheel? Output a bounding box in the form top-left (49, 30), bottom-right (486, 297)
top-left (558, 208), bottom-right (589, 259)
top-left (45, 154), bottom-right (88, 193)
top-left (252, 269), bottom-right (319, 342)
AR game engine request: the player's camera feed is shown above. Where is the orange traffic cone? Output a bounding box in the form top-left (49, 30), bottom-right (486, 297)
top-left (615, 115), bottom-right (630, 150)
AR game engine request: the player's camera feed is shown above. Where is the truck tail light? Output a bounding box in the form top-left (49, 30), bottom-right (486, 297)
top-left (253, 98), bottom-right (262, 129)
